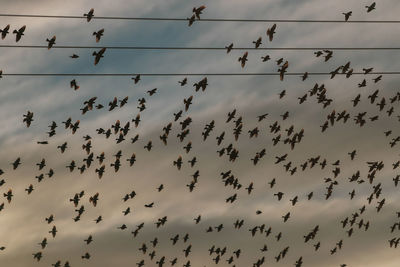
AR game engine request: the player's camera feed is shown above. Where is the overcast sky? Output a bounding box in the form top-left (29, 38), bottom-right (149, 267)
top-left (0, 0), bottom-right (400, 267)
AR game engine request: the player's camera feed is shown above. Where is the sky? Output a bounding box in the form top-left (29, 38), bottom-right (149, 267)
top-left (0, 0), bottom-right (400, 266)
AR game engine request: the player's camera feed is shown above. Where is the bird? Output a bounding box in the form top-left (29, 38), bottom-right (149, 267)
top-left (32, 252), bottom-right (42, 261)
top-left (132, 74), bottom-right (141, 84)
top-left (4, 189), bottom-right (13, 203)
top-left (70, 79), bottom-right (80, 90)
top-left (266, 24), bottom-right (277, 41)
top-left (49, 225), bottom-right (57, 238)
top-left (22, 110), bottom-right (34, 127)
top-left (84, 8), bottom-right (95, 22)
top-left (261, 55), bottom-right (271, 62)
top-left (279, 61), bottom-right (289, 81)
top-left (184, 96), bottom-right (193, 111)
top-left (93, 28), bottom-right (104, 42)
top-left (193, 5), bottom-right (206, 19)
top-left (366, 2), bottom-right (376, 12)
top-left (225, 43), bottom-right (233, 53)
top-left (238, 52), bottom-right (248, 68)
top-left (13, 25), bottom-right (26, 42)
top-left (179, 77), bottom-right (187, 86)
top-left (11, 158), bottom-right (21, 170)
top-left (93, 47), bottom-right (106, 65)
top-left (147, 88), bottom-right (157, 96)
top-left (0, 24), bottom-right (10, 39)
top-left (84, 235), bottom-right (93, 245)
top-left (46, 35), bottom-right (56, 49)
top-left (343, 11), bottom-right (352, 21)
top-left (253, 37), bottom-right (262, 48)
top-left (187, 14), bottom-right (196, 26)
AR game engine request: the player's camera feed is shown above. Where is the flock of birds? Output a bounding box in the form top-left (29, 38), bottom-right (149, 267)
top-left (0, 2), bottom-right (399, 267)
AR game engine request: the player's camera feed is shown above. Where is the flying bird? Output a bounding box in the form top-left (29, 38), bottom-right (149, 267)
top-left (238, 52), bottom-right (248, 68)
top-left (0, 24), bottom-right (10, 39)
top-left (70, 79), bottom-right (80, 90)
top-left (266, 24), bottom-right (277, 41)
top-left (193, 5), bottom-right (206, 19)
top-left (93, 47), bottom-right (106, 65)
top-left (365, 2), bottom-right (376, 12)
top-left (13, 25), bottom-right (26, 42)
top-left (93, 28), bottom-right (104, 42)
top-left (84, 8), bottom-right (94, 22)
top-left (225, 43), bottom-right (233, 53)
top-left (46, 35), bottom-right (56, 49)
top-left (343, 11), bottom-right (352, 21)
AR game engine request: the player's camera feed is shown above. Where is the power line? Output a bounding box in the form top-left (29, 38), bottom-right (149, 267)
top-left (0, 45), bottom-right (399, 51)
top-left (0, 13), bottom-right (399, 23)
top-left (0, 72), bottom-right (395, 77)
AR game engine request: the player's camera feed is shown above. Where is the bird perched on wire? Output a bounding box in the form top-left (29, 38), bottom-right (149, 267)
top-left (93, 47), bottom-right (106, 65)
top-left (84, 8), bottom-right (94, 22)
top-left (13, 25), bottom-right (26, 42)
top-left (46, 36), bottom-right (56, 49)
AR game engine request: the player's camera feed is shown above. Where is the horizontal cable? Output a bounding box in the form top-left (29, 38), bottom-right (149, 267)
top-left (0, 13), bottom-right (399, 23)
top-left (0, 72), bottom-right (396, 77)
top-left (0, 45), bottom-right (399, 51)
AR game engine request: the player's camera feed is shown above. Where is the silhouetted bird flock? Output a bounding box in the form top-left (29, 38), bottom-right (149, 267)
top-left (1, 2), bottom-right (400, 267)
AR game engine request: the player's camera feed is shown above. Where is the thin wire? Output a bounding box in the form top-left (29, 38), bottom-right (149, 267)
top-left (0, 72), bottom-right (395, 77)
top-left (0, 45), bottom-right (399, 51)
top-left (0, 13), bottom-right (399, 23)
